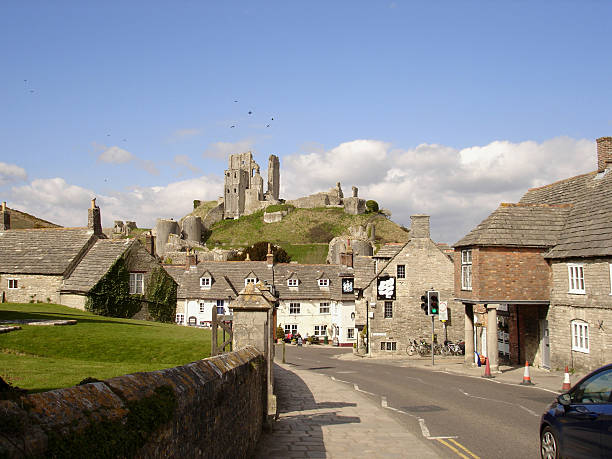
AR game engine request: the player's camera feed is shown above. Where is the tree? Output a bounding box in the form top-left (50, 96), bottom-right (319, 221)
top-left (229, 241), bottom-right (292, 263)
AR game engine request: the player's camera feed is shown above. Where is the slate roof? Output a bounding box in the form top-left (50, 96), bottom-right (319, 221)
top-left (454, 167), bottom-right (612, 259)
top-left (354, 255), bottom-right (376, 288)
top-left (0, 228), bottom-right (96, 275)
top-left (164, 261), bottom-right (273, 300)
top-left (62, 239), bottom-right (134, 292)
top-left (373, 243), bottom-right (406, 258)
top-left (543, 170), bottom-right (612, 258)
top-left (274, 264), bottom-right (354, 301)
top-left (453, 203), bottom-right (571, 248)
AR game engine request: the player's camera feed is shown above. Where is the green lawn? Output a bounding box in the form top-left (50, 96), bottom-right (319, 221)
top-left (0, 303), bottom-right (213, 393)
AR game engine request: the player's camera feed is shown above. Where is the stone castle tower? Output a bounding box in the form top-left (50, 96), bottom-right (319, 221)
top-left (224, 152), bottom-right (280, 219)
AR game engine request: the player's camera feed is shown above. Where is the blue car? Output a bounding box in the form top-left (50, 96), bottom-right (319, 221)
top-left (540, 363), bottom-right (612, 458)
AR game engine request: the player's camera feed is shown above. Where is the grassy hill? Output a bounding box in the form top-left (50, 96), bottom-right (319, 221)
top-left (203, 207), bottom-right (410, 263)
top-left (0, 303), bottom-right (212, 393)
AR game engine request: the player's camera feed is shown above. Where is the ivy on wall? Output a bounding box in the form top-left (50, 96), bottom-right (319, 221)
top-left (85, 258), bottom-right (142, 318)
top-left (145, 267), bottom-right (177, 323)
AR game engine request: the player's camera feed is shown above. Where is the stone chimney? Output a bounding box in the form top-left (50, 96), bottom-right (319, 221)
top-left (266, 243), bottom-right (274, 267)
top-left (87, 198), bottom-right (103, 235)
top-left (0, 202), bottom-right (10, 231)
top-left (410, 214), bottom-right (430, 239)
top-left (185, 250), bottom-right (197, 270)
top-left (597, 137), bottom-right (612, 172)
top-left (145, 233), bottom-right (156, 257)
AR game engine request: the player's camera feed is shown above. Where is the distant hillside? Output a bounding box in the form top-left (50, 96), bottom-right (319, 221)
top-left (4, 207), bottom-right (60, 229)
top-left (200, 206), bottom-right (410, 263)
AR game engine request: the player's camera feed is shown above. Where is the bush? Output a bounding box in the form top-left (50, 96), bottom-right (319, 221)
top-left (264, 204), bottom-right (294, 213)
top-left (193, 200), bottom-right (201, 209)
top-left (276, 326), bottom-right (285, 340)
top-left (366, 200), bottom-right (379, 213)
top-left (308, 336), bottom-right (320, 345)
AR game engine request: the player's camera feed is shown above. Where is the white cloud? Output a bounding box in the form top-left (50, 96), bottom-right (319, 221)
top-left (7, 176), bottom-right (223, 229)
top-left (174, 155), bottom-right (202, 174)
top-left (0, 162), bottom-right (27, 186)
top-left (97, 146), bottom-right (134, 164)
top-left (282, 136), bottom-right (595, 243)
top-left (172, 128), bottom-right (203, 139)
top-left (203, 139), bottom-right (255, 159)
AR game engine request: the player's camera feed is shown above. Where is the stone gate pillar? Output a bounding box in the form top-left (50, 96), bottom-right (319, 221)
top-left (464, 303), bottom-right (475, 365)
top-left (486, 304), bottom-right (499, 372)
top-left (231, 283), bottom-right (277, 423)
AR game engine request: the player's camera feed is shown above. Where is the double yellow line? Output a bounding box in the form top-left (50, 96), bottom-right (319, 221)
top-left (436, 438), bottom-right (480, 459)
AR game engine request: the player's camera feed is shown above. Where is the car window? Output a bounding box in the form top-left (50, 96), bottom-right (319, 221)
top-left (571, 369), bottom-right (612, 404)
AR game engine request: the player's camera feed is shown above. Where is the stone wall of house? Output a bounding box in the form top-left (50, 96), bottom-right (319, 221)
top-left (454, 247), bottom-right (552, 301)
top-left (0, 347), bottom-right (266, 458)
top-left (0, 274), bottom-right (63, 304)
top-left (547, 258), bottom-right (612, 371)
top-left (547, 304), bottom-right (612, 372)
top-left (366, 238), bottom-right (464, 355)
top-left (59, 292), bottom-right (87, 310)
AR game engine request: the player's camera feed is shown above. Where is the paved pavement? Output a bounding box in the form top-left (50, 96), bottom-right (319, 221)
top-left (253, 362), bottom-right (440, 458)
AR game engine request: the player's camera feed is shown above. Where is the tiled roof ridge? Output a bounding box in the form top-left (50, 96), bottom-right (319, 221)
top-left (499, 202), bottom-right (573, 208)
top-left (1, 227), bottom-right (92, 232)
top-left (3, 207), bottom-right (61, 227)
top-left (525, 171), bottom-right (595, 192)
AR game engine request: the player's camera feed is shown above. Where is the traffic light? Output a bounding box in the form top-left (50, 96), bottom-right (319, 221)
top-left (427, 290), bottom-right (439, 315)
top-left (420, 294), bottom-right (428, 314)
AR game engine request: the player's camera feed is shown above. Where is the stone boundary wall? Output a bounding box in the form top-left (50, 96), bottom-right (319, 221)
top-left (0, 347), bottom-right (266, 458)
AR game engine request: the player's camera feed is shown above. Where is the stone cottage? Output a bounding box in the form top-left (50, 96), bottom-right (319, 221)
top-left (354, 215), bottom-right (463, 355)
top-left (454, 136), bottom-right (612, 372)
top-left (0, 200), bottom-right (173, 320)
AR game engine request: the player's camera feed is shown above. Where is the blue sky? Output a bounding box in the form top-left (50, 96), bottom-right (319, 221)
top-left (1, 1), bottom-right (611, 243)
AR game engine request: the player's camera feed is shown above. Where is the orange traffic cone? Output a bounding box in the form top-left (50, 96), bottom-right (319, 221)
top-left (482, 357), bottom-right (493, 378)
top-left (562, 366), bottom-right (571, 391)
top-left (520, 361), bottom-right (533, 385)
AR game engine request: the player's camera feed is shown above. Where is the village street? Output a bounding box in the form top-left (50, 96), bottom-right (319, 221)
top-left (265, 345), bottom-right (558, 458)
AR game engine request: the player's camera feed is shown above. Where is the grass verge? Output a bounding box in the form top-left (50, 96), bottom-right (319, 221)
top-left (0, 303), bottom-right (212, 392)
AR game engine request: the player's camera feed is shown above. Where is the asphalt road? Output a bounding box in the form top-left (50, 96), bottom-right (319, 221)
top-left (279, 345), bottom-right (556, 458)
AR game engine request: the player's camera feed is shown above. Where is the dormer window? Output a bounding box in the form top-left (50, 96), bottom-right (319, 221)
top-left (245, 277), bottom-right (258, 286)
top-left (318, 279), bottom-right (329, 288)
top-left (200, 277), bottom-right (211, 288)
top-left (287, 279), bottom-right (299, 287)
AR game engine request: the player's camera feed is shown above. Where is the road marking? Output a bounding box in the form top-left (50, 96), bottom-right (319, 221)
top-left (457, 388), bottom-right (539, 417)
top-left (437, 439), bottom-right (472, 459)
top-left (436, 370), bottom-right (560, 394)
top-left (418, 418), bottom-right (430, 437)
top-left (448, 438), bottom-right (480, 459)
top-left (381, 396), bottom-right (388, 407)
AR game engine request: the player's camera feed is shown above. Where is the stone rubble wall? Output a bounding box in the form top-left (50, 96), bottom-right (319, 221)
top-left (0, 347), bottom-right (266, 458)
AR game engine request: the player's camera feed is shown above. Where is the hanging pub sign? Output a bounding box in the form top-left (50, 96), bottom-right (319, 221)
top-left (341, 278), bottom-right (354, 294)
top-left (377, 275), bottom-right (396, 300)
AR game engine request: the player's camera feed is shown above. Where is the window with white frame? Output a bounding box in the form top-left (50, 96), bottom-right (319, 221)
top-left (568, 264), bottom-right (585, 294)
top-left (461, 250), bottom-right (472, 290)
top-left (175, 313), bottom-right (184, 324)
top-left (199, 302), bottom-right (206, 313)
top-left (319, 302), bottom-right (330, 314)
top-left (318, 278), bottom-right (329, 287)
top-left (245, 276), bottom-right (258, 286)
top-left (287, 278), bottom-right (298, 287)
top-left (216, 299), bottom-right (225, 315)
top-left (384, 301), bottom-right (393, 318)
top-left (314, 325), bottom-right (327, 336)
top-left (284, 324), bottom-right (297, 335)
top-left (347, 328), bottom-right (355, 339)
top-left (129, 272), bottom-right (144, 294)
top-left (7, 279), bottom-right (18, 289)
top-left (200, 277), bottom-right (211, 288)
top-left (380, 341), bottom-right (397, 351)
top-left (289, 302), bottom-right (300, 314)
top-left (397, 265), bottom-right (405, 279)
top-left (571, 320), bottom-right (589, 353)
